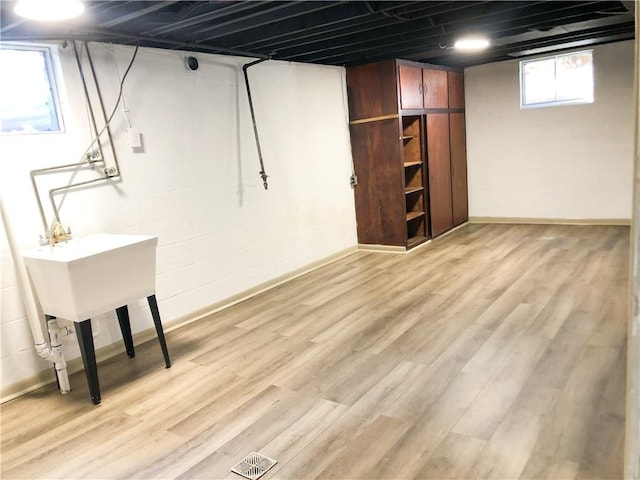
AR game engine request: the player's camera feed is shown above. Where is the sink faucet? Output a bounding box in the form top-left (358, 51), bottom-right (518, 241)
top-left (40, 222), bottom-right (72, 246)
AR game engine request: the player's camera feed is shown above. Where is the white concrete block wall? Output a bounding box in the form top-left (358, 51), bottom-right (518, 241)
top-left (0, 43), bottom-right (357, 395)
top-left (465, 40), bottom-right (634, 220)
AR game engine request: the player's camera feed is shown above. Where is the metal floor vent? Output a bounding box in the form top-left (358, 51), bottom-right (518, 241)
top-left (231, 452), bottom-right (277, 480)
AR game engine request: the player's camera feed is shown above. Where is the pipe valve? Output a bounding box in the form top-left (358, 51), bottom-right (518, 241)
top-left (260, 170), bottom-right (269, 190)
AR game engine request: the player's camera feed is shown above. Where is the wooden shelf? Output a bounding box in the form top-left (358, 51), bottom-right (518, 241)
top-left (406, 211), bottom-right (425, 222)
top-left (404, 161), bottom-right (422, 167)
top-left (407, 235), bottom-right (427, 249)
top-left (405, 187), bottom-right (423, 195)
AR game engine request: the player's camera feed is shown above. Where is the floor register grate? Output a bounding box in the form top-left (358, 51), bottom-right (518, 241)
top-left (231, 452), bottom-right (277, 480)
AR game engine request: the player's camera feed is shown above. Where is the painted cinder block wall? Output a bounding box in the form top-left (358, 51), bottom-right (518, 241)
top-left (0, 43), bottom-right (357, 397)
top-left (465, 40), bottom-right (634, 221)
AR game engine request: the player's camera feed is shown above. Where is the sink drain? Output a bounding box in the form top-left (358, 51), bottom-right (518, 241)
top-left (231, 452), bottom-right (277, 480)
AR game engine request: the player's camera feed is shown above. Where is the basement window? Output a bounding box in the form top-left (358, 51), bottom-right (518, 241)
top-left (0, 44), bottom-right (64, 134)
top-left (520, 50), bottom-right (593, 109)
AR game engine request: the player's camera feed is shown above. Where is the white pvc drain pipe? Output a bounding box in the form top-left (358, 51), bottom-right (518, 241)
top-left (0, 192), bottom-right (70, 394)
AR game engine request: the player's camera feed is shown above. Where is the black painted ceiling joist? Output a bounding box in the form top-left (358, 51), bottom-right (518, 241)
top-left (0, 0), bottom-right (633, 67)
top-left (238, 1), bottom-right (491, 58)
top-left (144, 2), bottom-right (264, 35)
top-left (296, 2), bottom-right (630, 65)
top-left (192, 2), bottom-right (345, 43)
top-left (97, 1), bottom-right (179, 28)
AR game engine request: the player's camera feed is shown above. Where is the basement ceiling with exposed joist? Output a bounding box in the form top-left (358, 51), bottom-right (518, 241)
top-left (0, 1), bottom-right (635, 67)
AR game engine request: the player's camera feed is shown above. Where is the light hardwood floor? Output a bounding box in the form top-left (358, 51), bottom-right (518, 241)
top-left (0, 224), bottom-right (629, 479)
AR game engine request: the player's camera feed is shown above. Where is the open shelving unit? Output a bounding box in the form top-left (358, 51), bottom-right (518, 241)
top-left (402, 115), bottom-right (427, 247)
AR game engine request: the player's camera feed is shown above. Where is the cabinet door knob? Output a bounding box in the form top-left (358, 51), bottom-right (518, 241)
top-left (418, 83), bottom-right (423, 94)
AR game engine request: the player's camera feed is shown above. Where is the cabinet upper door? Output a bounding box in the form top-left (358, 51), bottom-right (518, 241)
top-left (398, 65), bottom-right (424, 110)
top-left (448, 71), bottom-right (465, 109)
top-left (423, 69), bottom-right (448, 108)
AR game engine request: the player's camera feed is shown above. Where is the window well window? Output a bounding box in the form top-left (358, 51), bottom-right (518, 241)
top-left (0, 44), bottom-right (64, 134)
top-left (520, 50), bottom-right (593, 108)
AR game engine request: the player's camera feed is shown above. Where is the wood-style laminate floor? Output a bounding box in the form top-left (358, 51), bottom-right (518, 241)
top-left (0, 224), bottom-right (629, 479)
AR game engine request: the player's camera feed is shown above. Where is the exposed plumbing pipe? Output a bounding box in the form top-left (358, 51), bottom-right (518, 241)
top-left (72, 41), bottom-right (106, 162)
top-left (0, 193), bottom-right (71, 394)
top-left (242, 58), bottom-right (269, 190)
top-left (85, 41), bottom-right (122, 178)
top-left (31, 39), bottom-right (127, 240)
top-left (31, 170), bottom-right (55, 240)
top-left (49, 176), bottom-right (114, 224)
top-left (339, 67), bottom-right (358, 187)
top-left (30, 158), bottom-right (104, 239)
top-left (47, 41), bottom-right (127, 225)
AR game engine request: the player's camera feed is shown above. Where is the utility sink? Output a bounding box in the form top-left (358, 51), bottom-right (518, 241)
top-left (23, 234), bottom-right (158, 322)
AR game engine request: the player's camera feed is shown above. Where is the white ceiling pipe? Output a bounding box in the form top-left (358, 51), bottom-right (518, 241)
top-left (0, 192), bottom-right (70, 394)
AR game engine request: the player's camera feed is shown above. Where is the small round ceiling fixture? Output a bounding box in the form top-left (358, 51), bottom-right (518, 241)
top-left (15, 0), bottom-right (84, 21)
top-left (454, 37), bottom-right (491, 51)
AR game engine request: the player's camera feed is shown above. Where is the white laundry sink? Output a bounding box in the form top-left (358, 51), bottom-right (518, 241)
top-left (23, 234), bottom-right (158, 322)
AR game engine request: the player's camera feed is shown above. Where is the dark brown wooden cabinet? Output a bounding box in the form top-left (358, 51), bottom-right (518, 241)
top-left (347, 59), bottom-right (467, 249)
top-left (450, 113), bottom-right (468, 226)
top-left (350, 119), bottom-right (406, 246)
top-left (398, 65), bottom-right (424, 110)
top-left (398, 65), bottom-right (449, 109)
top-left (347, 60), bottom-right (398, 120)
top-left (427, 114), bottom-right (453, 237)
top-left (423, 69), bottom-right (448, 108)
top-left (447, 71), bottom-right (465, 109)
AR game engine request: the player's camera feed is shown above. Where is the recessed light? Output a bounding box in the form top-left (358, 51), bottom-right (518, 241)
top-left (14, 0), bottom-right (84, 21)
top-left (454, 38), bottom-right (490, 51)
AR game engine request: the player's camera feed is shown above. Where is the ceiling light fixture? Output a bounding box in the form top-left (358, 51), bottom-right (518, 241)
top-left (14, 0), bottom-right (84, 21)
top-left (454, 37), bottom-right (490, 51)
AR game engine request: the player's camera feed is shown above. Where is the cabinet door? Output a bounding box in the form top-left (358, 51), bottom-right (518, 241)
top-left (448, 71), bottom-right (465, 109)
top-left (450, 113), bottom-right (468, 226)
top-left (398, 65), bottom-right (424, 109)
top-left (350, 119), bottom-right (406, 246)
top-left (423, 69), bottom-right (448, 108)
top-left (426, 114), bottom-right (453, 236)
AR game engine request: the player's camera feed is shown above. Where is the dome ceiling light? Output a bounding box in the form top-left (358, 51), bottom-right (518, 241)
top-left (454, 37), bottom-right (491, 51)
top-left (14, 0), bottom-right (85, 22)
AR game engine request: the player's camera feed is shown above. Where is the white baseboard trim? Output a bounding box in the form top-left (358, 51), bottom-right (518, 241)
top-left (161, 245), bottom-right (358, 334)
top-left (357, 239), bottom-right (437, 254)
top-left (432, 222), bottom-right (469, 240)
top-left (1, 245), bottom-right (358, 404)
top-left (468, 216), bottom-right (631, 226)
top-left (357, 222), bottom-right (472, 254)
top-left (357, 244), bottom-right (406, 253)
top-left (0, 371), bottom-right (59, 404)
